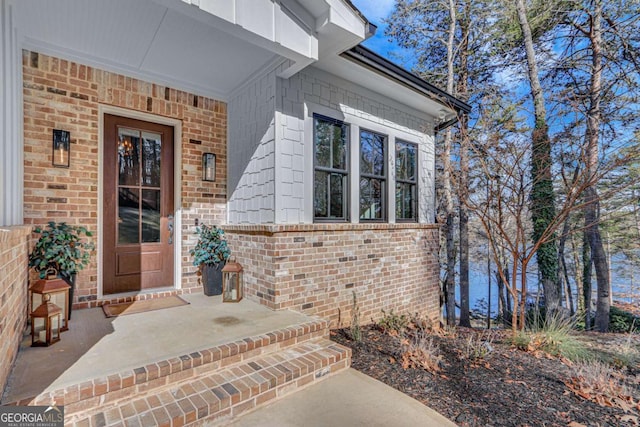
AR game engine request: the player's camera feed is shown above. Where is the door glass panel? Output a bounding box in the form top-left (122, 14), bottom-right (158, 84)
top-left (118, 128), bottom-right (141, 186)
top-left (118, 188), bottom-right (140, 244)
top-left (142, 189), bottom-right (161, 243)
top-left (141, 132), bottom-right (161, 187)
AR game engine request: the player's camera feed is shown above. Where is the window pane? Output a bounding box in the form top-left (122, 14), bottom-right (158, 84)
top-left (360, 131), bottom-right (385, 176)
top-left (396, 142), bottom-right (416, 182)
top-left (329, 173), bottom-right (345, 218)
top-left (141, 132), bottom-right (161, 187)
top-left (396, 182), bottom-right (416, 220)
top-left (314, 171), bottom-right (328, 218)
top-left (142, 189), bottom-right (161, 243)
top-left (118, 188), bottom-right (139, 244)
top-left (332, 126), bottom-right (347, 170)
top-left (315, 117), bottom-right (347, 170)
top-left (360, 177), bottom-right (384, 220)
top-left (315, 121), bottom-right (331, 168)
top-left (118, 128), bottom-right (140, 186)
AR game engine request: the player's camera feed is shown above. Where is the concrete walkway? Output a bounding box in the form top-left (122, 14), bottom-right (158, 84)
top-left (225, 369), bottom-right (456, 427)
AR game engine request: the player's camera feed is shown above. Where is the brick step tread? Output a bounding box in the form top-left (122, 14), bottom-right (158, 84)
top-left (6, 319), bottom-right (329, 408)
top-left (66, 339), bottom-right (350, 427)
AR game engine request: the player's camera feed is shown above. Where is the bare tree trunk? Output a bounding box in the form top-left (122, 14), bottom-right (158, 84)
top-left (558, 216), bottom-right (575, 315)
top-left (443, 0), bottom-right (457, 326)
top-left (458, 0), bottom-right (471, 328)
top-left (515, 0), bottom-right (562, 318)
top-left (571, 232), bottom-right (585, 314)
top-left (583, 232), bottom-right (593, 330)
top-left (583, 0), bottom-right (610, 332)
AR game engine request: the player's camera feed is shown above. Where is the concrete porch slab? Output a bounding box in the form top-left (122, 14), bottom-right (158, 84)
top-left (2, 293), bottom-right (313, 403)
top-left (225, 368), bottom-right (456, 427)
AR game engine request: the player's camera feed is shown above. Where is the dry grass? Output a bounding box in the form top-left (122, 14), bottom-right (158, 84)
top-left (565, 361), bottom-right (639, 414)
top-left (400, 329), bottom-right (443, 372)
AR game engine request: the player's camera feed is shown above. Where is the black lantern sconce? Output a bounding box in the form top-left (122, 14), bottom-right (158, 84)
top-left (202, 153), bottom-right (216, 182)
top-left (52, 129), bottom-right (70, 168)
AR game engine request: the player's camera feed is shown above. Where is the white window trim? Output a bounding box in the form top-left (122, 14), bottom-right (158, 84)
top-left (304, 102), bottom-right (424, 224)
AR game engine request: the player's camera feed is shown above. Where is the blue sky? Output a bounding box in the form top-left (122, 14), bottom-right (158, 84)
top-left (350, 0), bottom-right (412, 64)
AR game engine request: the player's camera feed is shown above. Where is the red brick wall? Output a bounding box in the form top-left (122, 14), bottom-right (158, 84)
top-left (22, 51), bottom-right (227, 306)
top-left (225, 224), bottom-right (441, 327)
top-left (0, 226), bottom-right (31, 395)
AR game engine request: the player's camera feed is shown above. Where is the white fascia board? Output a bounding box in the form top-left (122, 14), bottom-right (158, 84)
top-left (325, 0), bottom-right (366, 39)
top-left (175, 0), bottom-right (318, 61)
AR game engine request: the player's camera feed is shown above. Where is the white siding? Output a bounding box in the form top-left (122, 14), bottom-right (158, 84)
top-left (275, 66), bottom-right (436, 224)
top-left (227, 68), bottom-right (278, 224)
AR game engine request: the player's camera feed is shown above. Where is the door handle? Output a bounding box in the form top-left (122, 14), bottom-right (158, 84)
top-left (168, 215), bottom-right (174, 245)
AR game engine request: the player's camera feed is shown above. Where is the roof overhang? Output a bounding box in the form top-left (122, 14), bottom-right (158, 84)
top-left (341, 45), bottom-right (471, 129)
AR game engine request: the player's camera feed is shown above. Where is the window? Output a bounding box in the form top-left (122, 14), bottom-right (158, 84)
top-left (395, 141), bottom-right (418, 221)
top-left (314, 115), bottom-right (349, 221)
top-left (360, 130), bottom-right (387, 220)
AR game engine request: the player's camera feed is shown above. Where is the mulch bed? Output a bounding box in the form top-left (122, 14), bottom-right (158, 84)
top-left (331, 325), bottom-right (639, 426)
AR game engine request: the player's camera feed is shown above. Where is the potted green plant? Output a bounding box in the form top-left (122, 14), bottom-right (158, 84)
top-left (190, 224), bottom-right (231, 296)
top-left (28, 221), bottom-right (95, 319)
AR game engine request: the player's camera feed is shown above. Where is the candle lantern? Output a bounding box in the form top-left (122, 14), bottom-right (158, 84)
top-left (52, 129), bottom-right (70, 168)
top-left (30, 269), bottom-right (71, 331)
top-left (31, 294), bottom-right (62, 347)
top-left (222, 259), bottom-right (243, 302)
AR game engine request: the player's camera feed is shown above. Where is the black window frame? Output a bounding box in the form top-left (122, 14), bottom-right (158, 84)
top-left (359, 128), bottom-right (387, 222)
top-left (313, 114), bottom-right (350, 222)
top-left (395, 140), bottom-right (418, 222)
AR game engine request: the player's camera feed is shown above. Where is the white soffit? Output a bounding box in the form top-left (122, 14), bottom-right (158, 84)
top-left (315, 55), bottom-right (451, 119)
top-left (12, 0), bottom-right (280, 100)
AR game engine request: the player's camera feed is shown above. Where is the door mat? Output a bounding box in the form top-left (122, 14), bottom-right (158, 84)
top-left (102, 295), bottom-right (189, 318)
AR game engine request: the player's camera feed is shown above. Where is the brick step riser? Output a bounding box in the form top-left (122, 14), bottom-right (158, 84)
top-left (66, 340), bottom-right (351, 427)
top-left (17, 320), bottom-right (329, 411)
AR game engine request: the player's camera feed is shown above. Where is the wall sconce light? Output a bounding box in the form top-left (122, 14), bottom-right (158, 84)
top-left (52, 129), bottom-right (70, 168)
top-left (202, 153), bottom-right (216, 182)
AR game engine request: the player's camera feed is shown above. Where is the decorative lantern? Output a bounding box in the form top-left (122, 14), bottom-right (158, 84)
top-left (222, 259), bottom-right (243, 302)
top-left (31, 295), bottom-right (62, 347)
top-left (29, 269), bottom-right (71, 331)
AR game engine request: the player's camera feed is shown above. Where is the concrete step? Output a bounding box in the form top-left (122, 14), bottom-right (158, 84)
top-left (5, 318), bottom-right (351, 426)
top-left (66, 339), bottom-right (350, 426)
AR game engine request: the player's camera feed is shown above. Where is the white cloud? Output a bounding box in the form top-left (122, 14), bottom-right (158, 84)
top-left (351, 0), bottom-right (396, 24)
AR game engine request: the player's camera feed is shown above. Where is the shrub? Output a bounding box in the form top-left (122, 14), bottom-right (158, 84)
top-left (376, 309), bottom-right (409, 336)
top-left (401, 330), bottom-right (442, 372)
top-left (512, 313), bottom-right (592, 362)
top-left (464, 332), bottom-right (494, 360)
top-left (609, 306), bottom-right (640, 334)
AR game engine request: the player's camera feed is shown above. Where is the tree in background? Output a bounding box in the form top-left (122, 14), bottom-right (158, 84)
top-left (386, 0), bottom-right (494, 326)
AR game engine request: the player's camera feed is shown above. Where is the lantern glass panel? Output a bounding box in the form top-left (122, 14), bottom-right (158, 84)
top-left (33, 317), bottom-right (46, 344)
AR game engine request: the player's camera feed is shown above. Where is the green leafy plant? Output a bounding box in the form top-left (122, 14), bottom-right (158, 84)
top-left (608, 306), bottom-right (640, 333)
top-left (511, 312), bottom-right (592, 362)
top-left (28, 221), bottom-right (95, 279)
top-left (189, 224), bottom-right (230, 267)
top-left (376, 309), bottom-right (409, 335)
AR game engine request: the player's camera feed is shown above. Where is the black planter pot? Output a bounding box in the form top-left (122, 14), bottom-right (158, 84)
top-left (201, 263), bottom-right (224, 296)
top-left (61, 273), bottom-right (76, 320)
